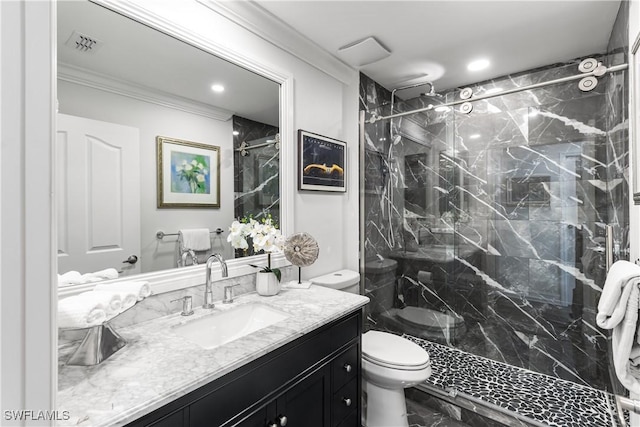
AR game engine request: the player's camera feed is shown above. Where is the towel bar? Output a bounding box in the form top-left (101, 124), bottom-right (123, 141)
top-left (156, 228), bottom-right (224, 240)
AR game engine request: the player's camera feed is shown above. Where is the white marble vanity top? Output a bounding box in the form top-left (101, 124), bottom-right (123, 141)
top-left (56, 286), bottom-right (369, 426)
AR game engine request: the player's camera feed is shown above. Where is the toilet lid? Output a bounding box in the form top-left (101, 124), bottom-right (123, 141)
top-left (397, 306), bottom-right (464, 330)
top-left (362, 331), bottom-right (430, 370)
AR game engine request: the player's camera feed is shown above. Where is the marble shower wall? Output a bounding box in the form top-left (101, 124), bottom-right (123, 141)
top-left (361, 46), bottom-right (629, 392)
top-left (232, 115), bottom-right (280, 227)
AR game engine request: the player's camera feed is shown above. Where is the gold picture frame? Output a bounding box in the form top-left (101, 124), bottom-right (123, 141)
top-left (156, 136), bottom-right (220, 208)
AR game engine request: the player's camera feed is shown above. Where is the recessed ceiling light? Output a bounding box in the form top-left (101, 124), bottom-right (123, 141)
top-left (469, 134), bottom-right (481, 139)
top-left (467, 59), bottom-right (490, 72)
top-left (211, 84), bottom-right (225, 93)
top-left (485, 87), bottom-right (503, 95)
top-left (232, 131), bottom-right (239, 136)
top-left (434, 106), bottom-right (450, 113)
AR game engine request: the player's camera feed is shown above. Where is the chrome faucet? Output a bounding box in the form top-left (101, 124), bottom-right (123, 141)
top-left (204, 253), bottom-right (228, 309)
top-left (180, 249), bottom-right (198, 267)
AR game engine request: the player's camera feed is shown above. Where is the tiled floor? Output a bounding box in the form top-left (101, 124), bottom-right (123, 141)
top-left (404, 335), bottom-right (622, 427)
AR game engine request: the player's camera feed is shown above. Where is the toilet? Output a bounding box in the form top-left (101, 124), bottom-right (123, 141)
top-left (310, 270), bottom-right (432, 427)
top-left (365, 258), bottom-right (466, 345)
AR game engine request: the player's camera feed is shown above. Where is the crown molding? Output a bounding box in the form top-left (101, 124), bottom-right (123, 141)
top-left (58, 63), bottom-right (234, 121)
top-left (198, 0), bottom-right (356, 86)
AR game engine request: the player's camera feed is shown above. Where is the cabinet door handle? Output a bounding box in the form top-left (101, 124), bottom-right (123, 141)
top-left (343, 363), bottom-right (352, 373)
top-left (267, 423), bottom-right (278, 427)
top-left (278, 415), bottom-right (288, 426)
top-left (343, 397), bottom-right (352, 407)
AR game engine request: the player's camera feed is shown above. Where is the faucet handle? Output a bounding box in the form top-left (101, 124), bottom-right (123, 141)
top-left (223, 284), bottom-right (241, 304)
top-left (171, 296), bottom-right (194, 316)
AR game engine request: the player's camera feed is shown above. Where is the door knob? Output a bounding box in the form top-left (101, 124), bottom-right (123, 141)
top-left (278, 415), bottom-right (288, 426)
top-left (343, 363), bottom-right (352, 373)
top-left (122, 255), bottom-right (138, 265)
top-left (343, 397), bottom-right (352, 407)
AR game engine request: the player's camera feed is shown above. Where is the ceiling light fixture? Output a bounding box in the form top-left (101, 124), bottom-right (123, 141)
top-left (469, 134), bottom-right (481, 139)
top-left (467, 59), bottom-right (490, 72)
top-left (233, 131), bottom-right (240, 136)
top-left (211, 84), bottom-right (225, 93)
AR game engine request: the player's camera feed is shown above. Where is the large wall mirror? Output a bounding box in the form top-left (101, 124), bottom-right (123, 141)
top-left (56, 0), bottom-right (290, 294)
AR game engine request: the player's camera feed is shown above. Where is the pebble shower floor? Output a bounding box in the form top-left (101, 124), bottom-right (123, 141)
top-left (405, 335), bottom-right (624, 427)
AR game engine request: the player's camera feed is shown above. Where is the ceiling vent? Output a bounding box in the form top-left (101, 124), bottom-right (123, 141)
top-left (64, 31), bottom-right (103, 54)
top-left (337, 36), bottom-right (391, 68)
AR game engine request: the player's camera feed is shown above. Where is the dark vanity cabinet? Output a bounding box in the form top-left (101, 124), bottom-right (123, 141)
top-left (126, 310), bottom-right (362, 427)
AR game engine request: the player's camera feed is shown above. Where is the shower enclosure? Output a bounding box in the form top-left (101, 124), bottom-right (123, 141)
top-left (359, 49), bottom-right (629, 416)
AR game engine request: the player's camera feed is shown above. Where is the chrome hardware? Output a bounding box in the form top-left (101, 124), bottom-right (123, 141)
top-left (459, 102), bottom-right (473, 114)
top-left (171, 296), bottom-right (194, 316)
top-left (204, 254), bottom-right (228, 309)
top-left (342, 397), bottom-right (352, 407)
top-left (180, 249), bottom-right (197, 267)
top-left (278, 415), bottom-right (288, 426)
top-left (223, 283), bottom-right (242, 304)
top-left (459, 87), bottom-right (473, 100)
top-left (606, 225), bottom-right (614, 272)
top-left (156, 228), bottom-right (224, 240)
top-left (578, 76), bottom-right (598, 92)
top-left (122, 254), bottom-right (138, 265)
top-left (267, 423), bottom-right (278, 427)
top-left (343, 363), bottom-right (352, 373)
top-left (65, 322), bottom-right (127, 366)
top-left (578, 58), bottom-right (599, 73)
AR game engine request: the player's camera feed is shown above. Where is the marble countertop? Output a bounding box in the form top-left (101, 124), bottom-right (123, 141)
top-left (56, 286), bottom-right (369, 426)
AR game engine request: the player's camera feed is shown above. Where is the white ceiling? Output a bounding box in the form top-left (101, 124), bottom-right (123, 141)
top-left (253, 0), bottom-right (622, 96)
top-left (57, 1), bottom-right (280, 127)
top-left (58, 1), bottom-right (622, 117)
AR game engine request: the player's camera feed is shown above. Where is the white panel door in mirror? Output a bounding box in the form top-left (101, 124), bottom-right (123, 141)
top-left (56, 114), bottom-right (141, 277)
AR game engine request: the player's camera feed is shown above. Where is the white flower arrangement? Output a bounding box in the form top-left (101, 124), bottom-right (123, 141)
top-left (227, 215), bottom-right (284, 280)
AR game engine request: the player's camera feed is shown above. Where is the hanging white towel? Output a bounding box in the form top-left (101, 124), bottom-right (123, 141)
top-left (58, 291), bottom-right (122, 329)
top-left (597, 260), bottom-right (640, 394)
top-left (94, 280), bottom-right (151, 302)
top-left (179, 228), bottom-right (211, 251)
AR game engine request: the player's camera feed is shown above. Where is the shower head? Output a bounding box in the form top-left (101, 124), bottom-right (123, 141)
top-left (419, 82), bottom-right (443, 98)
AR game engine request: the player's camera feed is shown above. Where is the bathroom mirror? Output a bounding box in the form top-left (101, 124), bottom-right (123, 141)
top-left (56, 0), bottom-right (291, 293)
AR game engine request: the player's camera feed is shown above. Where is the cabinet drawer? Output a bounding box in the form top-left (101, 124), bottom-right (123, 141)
top-left (332, 344), bottom-right (358, 392)
top-left (330, 314), bottom-right (359, 349)
top-left (332, 378), bottom-right (357, 427)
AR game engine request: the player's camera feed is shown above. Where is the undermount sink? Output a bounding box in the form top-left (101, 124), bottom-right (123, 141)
top-left (172, 303), bottom-right (289, 350)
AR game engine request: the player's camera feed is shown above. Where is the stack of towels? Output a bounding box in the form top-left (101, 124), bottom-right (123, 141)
top-left (58, 268), bottom-right (120, 285)
top-left (58, 281), bottom-right (151, 329)
top-left (597, 260), bottom-right (640, 394)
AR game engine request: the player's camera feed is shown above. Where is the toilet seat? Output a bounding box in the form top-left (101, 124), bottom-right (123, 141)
top-left (396, 306), bottom-right (464, 331)
top-left (362, 331), bottom-right (430, 371)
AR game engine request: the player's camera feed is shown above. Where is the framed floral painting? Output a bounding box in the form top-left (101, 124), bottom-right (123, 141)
top-left (156, 136), bottom-right (220, 208)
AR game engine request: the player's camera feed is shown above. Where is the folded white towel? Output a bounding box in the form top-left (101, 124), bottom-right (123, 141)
top-left (179, 228), bottom-right (211, 251)
top-left (59, 268), bottom-right (119, 285)
top-left (58, 270), bottom-right (83, 285)
top-left (94, 280), bottom-right (151, 302)
top-left (597, 260), bottom-right (640, 394)
top-left (58, 291), bottom-right (123, 329)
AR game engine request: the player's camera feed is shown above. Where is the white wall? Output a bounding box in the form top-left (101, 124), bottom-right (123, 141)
top-left (1, 1), bottom-right (56, 423)
top-left (1, 0), bottom-right (359, 420)
top-left (57, 81), bottom-right (235, 273)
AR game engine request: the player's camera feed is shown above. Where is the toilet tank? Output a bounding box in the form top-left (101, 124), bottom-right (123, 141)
top-left (309, 269), bottom-right (360, 294)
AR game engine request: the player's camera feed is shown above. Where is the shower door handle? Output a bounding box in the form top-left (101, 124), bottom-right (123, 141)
top-left (606, 225), bottom-right (614, 272)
